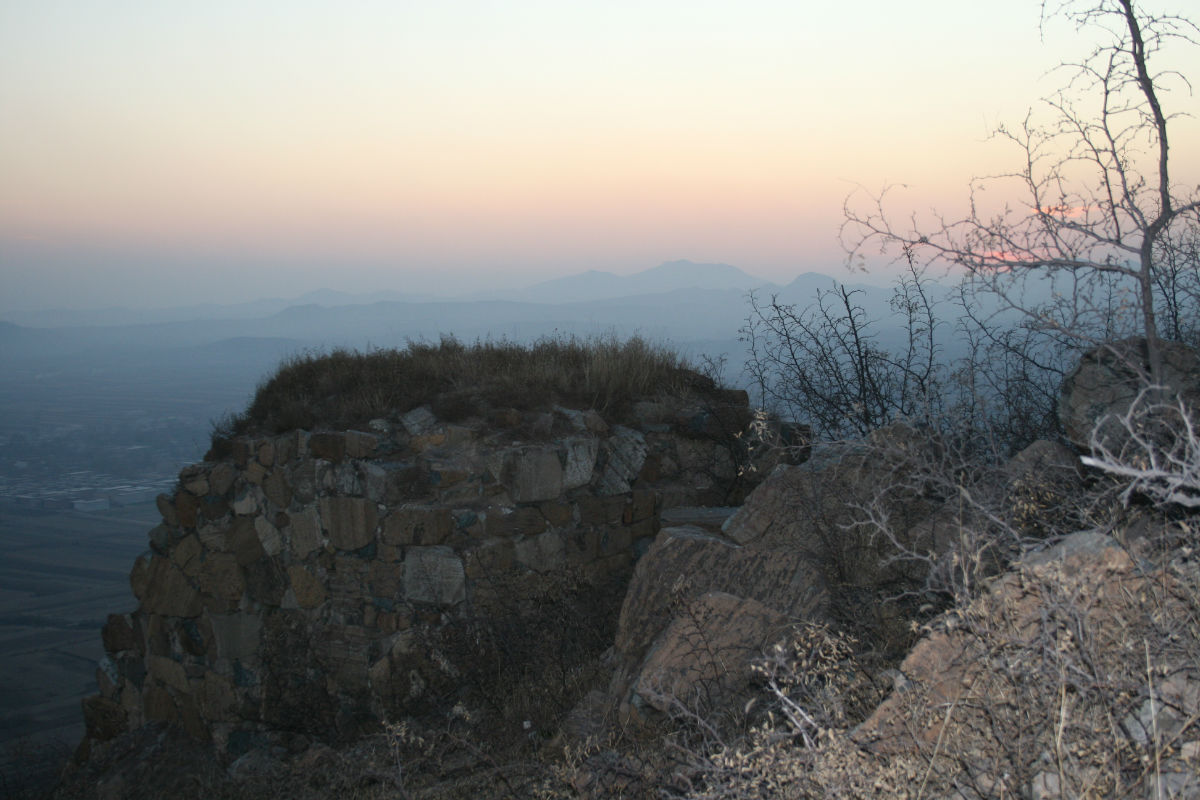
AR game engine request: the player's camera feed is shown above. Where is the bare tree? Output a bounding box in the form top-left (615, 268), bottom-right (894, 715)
top-left (844, 0), bottom-right (1199, 385)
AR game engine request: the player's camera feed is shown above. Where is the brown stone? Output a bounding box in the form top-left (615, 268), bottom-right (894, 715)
top-left (627, 591), bottom-right (791, 717)
top-left (287, 564), bottom-right (327, 609)
top-left (143, 685), bottom-right (177, 724)
top-left (196, 671), bottom-right (237, 722)
top-left (197, 552), bottom-right (245, 612)
top-left (176, 491), bottom-right (201, 529)
top-left (345, 430), bottom-right (379, 459)
top-left (464, 539), bottom-right (516, 579)
top-left (225, 516), bottom-right (266, 566)
top-left (288, 507), bottom-right (323, 558)
top-left (382, 506), bottom-right (452, 546)
top-left (172, 534), bottom-right (203, 576)
top-left (263, 469), bottom-right (293, 509)
top-left (310, 432), bottom-right (347, 462)
top-left (82, 695), bottom-right (128, 741)
top-left (320, 496), bottom-right (379, 551)
top-left (257, 440), bottom-right (275, 467)
top-left (614, 526), bottom-right (828, 663)
top-left (130, 554), bottom-right (151, 602)
top-left (157, 493), bottom-right (179, 527)
top-left (208, 462), bottom-right (237, 496)
top-left (484, 506), bottom-right (547, 539)
top-left (539, 501), bottom-right (573, 528)
top-left (102, 614), bottom-right (137, 654)
top-left (367, 560), bottom-right (403, 599)
top-left (143, 556), bottom-right (203, 618)
top-left (148, 655), bottom-right (189, 693)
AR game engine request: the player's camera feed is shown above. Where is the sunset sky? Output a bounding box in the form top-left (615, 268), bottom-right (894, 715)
top-left (2, 1), bottom-right (1198, 310)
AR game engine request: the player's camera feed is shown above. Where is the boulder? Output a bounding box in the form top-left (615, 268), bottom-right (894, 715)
top-left (626, 591), bottom-right (791, 719)
top-left (1058, 337), bottom-right (1200, 450)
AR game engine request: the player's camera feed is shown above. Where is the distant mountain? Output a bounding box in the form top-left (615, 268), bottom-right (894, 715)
top-left (1, 289), bottom-right (433, 329)
top-left (494, 259), bottom-right (777, 303)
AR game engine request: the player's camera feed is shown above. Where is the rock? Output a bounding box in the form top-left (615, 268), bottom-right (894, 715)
top-left (659, 506), bottom-right (737, 533)
top-left (309, 432), bottom-right (347, 462)
top-left (287, 565), bottom-right (327, 609)
top-left (404, 546), bottom-right (466, 605)
top-left (383, 506), bottom-right (453, 546)
top-left (1059, 337), bottom-right (1200, 450)
top-left (287, 507), bottom-right (323, 558)
top-left (626, 591), bottom-right (790, 718)
top-left (504, 447), bottom-right (564, 503)
top-left (401, 406), bottom-right (439, 436)
top-left (142, 556), bottom-right (202, 618)
top-left (319, 496), bottom-right (379, 551)
top-left (614, 526), bottom-right (828, 662)
top-left (595, 427), bottom-right (648, 495)
top-left (562, 438), bottom-right (599, 490)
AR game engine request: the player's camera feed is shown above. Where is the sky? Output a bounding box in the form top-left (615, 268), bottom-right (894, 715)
top-left (2, 0), bottom-right (1198, 311)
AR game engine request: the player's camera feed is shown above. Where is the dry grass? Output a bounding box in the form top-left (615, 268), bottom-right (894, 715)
top-left (217, 334), bottom-right (720, 440)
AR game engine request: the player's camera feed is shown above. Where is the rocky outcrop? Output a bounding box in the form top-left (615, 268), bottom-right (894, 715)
top-left (853, 529), bottom-right (1200, 799)
top-left (1058, 337), bottom-right (1200, 449)
top-left (603, 422), bottom-right (952, 727)
top-left (79, 395), bottom-right (757, 758)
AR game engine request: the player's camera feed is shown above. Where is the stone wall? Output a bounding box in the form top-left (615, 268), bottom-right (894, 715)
top-left (81, 396), bottom-right (755, 755)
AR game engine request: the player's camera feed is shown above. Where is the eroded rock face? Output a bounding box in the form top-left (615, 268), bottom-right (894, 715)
top-left (83, 396), bottom-right (756, 755)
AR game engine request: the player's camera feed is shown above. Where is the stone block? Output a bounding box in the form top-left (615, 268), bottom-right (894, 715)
top-left (360, 462), bottom-right (388, 503)
top-left (143, 556), bottom-right (203, 618)
top-left (148, 655), bottom-right (189, 693)
top-left (401, 406), bottom-right (439, 436)
top-left (208, 462), bottom-right (237, 496)
top-left (345, 430), bottom-right (379, 459)
top-left (262, 470), bottom-right (292, 509)
top-left (368, 560), bottom-right (404, 600)
top-left (102, 614), bottom-right (137, 654)
top-left (383, 506), bottom-right (453, 546)
top-left (404, 547), bottom-right (466, 606)
top-left (176, 491), bottom-right (201, 529)
top-left (172, 534), bottom-right (204, 576)
top-left (197, 553), bottom-right (245, 613)
top-left (225, 516), bottom-right (266, 566)
top-left (254, 516), bottom-right (283, 556)
top-left (595, 426), bottom-right (648, 495)
top-left (157, 493), bottom-right (179, 527)
top-left (82, 695), bottom-right (128, 742)
top-left (484, 506), bottom-right (547, 539)
top-left (320, 496), bottom-right (379, 551)
top-left (464, 538), bottom-right (516, 579)
top-left (504, 447), bottom-right (564, 502)
top-left (514, 530), bottom-right (567, 572)
top-left (309, 432), bottom-right (347, 462)
top-left (287, 507), bottom-right (323, 558)
top-left (208, 612), bottom-right (263, 660)
top-left (231, 490), bottom-right (259, 516)
top-left (287, 564), bottom-right (327, 609)
top-left (562, 438), bottom-right (599, 490)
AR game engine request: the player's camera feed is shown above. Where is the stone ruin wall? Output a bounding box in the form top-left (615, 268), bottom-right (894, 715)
top-left (81, 397), bottom-right (754, 756)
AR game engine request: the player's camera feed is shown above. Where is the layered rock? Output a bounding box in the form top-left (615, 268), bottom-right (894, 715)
top-left (81, 396), bottom-right (755, 757)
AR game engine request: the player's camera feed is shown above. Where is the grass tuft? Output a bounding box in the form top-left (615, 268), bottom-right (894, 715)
top-left (220, 334), bottom-right (722, 439)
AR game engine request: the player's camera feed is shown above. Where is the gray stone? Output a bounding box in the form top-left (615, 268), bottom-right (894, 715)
top-left (287, 507), bottom-right (323, 558)
top-left (596, 426), bottom-right (648, 495)
top-left (404, 546), bottom-right (466, 606)
top-left (401, 406), bottom-right (439, 436)
top-left (207, 612), bottom-right (263, 660)
top-left (505, 447), bottom-right (564, 503)
top-left (562, 438), bottom-right (599, 490)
